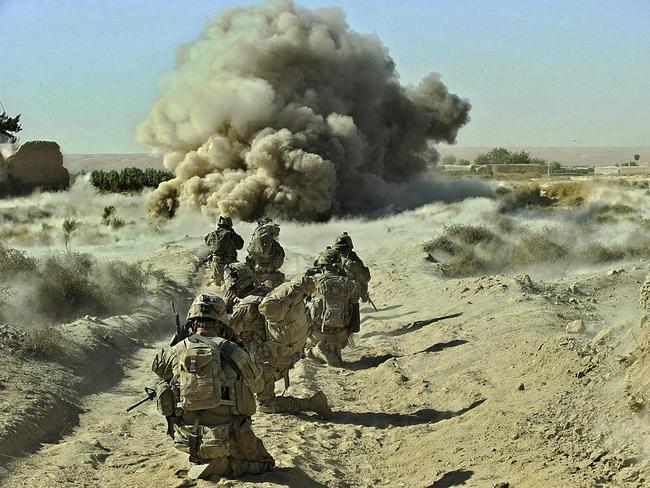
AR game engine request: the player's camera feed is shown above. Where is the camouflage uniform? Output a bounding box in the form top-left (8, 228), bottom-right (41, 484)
top-left (204, 216), bottom-right (244, 287)
top-left (225, 263), bottom-right (332, 418)
top-left (334, 233), bottom-right (371, 302)
top-left (305, 248), bottom-right (362, 367)
top-left (246, 219), bottom-right (285, 288)
top-left (152, 294), bottom-right (274, 480)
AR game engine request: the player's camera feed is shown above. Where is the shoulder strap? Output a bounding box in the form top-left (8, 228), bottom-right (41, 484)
top-left (193, 334), bottom-right (240, 371)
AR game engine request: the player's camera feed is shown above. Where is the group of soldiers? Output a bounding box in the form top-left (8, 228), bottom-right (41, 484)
top-left (150, 216), bottom-right (371, 480)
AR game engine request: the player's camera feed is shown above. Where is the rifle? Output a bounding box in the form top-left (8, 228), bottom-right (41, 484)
top-left (169, 301), bottom-right (184, 347)
top-left (126, 385), bottom-right (176, 438)
top-left (126, 386), bottom-right (156, 412)
top-left (195, 253), bottom-right (212, 271)
top-left (367, 294), bottom-right (378, 312)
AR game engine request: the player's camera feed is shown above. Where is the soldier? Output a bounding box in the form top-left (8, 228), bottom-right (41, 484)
top-left (333, 232), bottom-right (371, 302)
top-left (224, 263), bottom-right (332, 418)
top-left (246, 218), bottom-right (285, 288)
top-left (152, 294), bottom-right (274, 480)
top-left (204, 216), bottom-right (244, 287)
top-left (304, 248), bottom-right (362, 367)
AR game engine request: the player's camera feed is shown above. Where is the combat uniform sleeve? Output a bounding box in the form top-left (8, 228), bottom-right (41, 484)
top-left (227, 344), bottom-right (264, 393)
top-left (230, 302), bottom-right (256, 337)
top-left (152, 346), bottom-right (176, 381)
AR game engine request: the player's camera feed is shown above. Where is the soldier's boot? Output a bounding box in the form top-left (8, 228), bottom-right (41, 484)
top-left (258, 391), bottom-right (333, 419)
top-left (306, 342), bottom-right (342, 367)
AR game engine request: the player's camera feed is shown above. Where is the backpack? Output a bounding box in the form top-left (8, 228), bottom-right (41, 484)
top-left (313, 274), bottom-right (352, 331)
top-left (247, 232), bottom-right (275, 260)
top-left (174, 335), bottom-right (235, 412)
top-left (206, 228), bottom-right (236, 260)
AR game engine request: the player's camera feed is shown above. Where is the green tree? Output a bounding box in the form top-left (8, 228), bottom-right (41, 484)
top-left (62, 219), bottom-right (79, 252)
top-left (485, 147), bottom-right (512, 165)
top-left (0, 111), bottom-right (22, 144)
top-left (634, 154), bottom-right (640, 162)
top-left (510, 150), bottom-right (532, 165)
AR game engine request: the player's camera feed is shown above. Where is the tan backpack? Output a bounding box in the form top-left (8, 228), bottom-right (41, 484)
top-left (312, 274), bottom-right (352, 332)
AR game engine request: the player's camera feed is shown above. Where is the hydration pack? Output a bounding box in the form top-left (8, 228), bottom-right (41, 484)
top-left (313, 275), bottom-right (352, 331)
top-left (174, 335), bottom-right (234, 412)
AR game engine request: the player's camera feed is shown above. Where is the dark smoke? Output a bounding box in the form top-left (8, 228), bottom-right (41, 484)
top-left (138, 0), bottom-right (472, 221)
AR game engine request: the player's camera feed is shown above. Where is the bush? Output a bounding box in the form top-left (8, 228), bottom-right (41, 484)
top-left (445, 224), bottom-right (497, 245)
top-left (440, 249), bottom-right (487, 277)
top-left (0, 241), bottom-right (37, 279)
top-left (21, 326), bottom-right (63, 357)
top-left (584, 243), bottom-right (626, 263)
top-left (511, 233), bottom-right (568, 267)
top-left (423, 236), bottom-right (461, 256)
top-left (544, 182), bottom-right (590, 207)
top-left (499, 185), bottom-right (554, 212)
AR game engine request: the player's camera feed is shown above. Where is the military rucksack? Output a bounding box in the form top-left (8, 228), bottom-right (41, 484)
top-left (312, 274), bottom-right (353, 332)
top-left (205, 228), bottom-right (237, 261)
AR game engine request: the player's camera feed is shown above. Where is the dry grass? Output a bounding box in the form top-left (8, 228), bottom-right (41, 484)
top-left (544, 181), bottom-right (590, 207)
top-left (21, 325), bottom-right (63, 357)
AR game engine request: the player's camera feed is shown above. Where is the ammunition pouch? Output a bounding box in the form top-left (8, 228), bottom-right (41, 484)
top-left (155, 381), bottom-right (175, 417)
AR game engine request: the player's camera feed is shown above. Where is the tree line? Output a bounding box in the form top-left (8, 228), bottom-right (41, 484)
top-left (89, 167), bottom-right (174, 193)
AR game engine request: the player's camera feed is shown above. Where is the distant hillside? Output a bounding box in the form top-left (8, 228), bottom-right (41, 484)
top-left (63, 147), bottom-right (650, 173)
top-left (437, 146), bottom-right (650, 166)
top-left (63, 153), bottom-right (164, 173)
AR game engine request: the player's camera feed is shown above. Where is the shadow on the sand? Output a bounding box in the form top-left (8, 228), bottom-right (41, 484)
top-left (304, 399), bottom-right (486, 428)
top-left (363, 312), bottom-right (463, 338)
top-left (345, 353), bottom-right (398, 370)
top-left (426, 469), bottom-right (474, 487)
top-left (345, 339), bottom-right (468, 370)
top-left (412, 339), bottom-right (468, 355)
top-left (237, 466), bottom-right (328, 487)
top-left (361, 304), bottom-right (403, 314)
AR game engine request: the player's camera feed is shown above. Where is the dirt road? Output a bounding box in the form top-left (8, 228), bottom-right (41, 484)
top-left (2, 248), bottom-right (649, 487)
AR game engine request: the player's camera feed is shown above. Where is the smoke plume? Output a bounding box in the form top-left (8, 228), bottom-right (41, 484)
top-left (138, 0), bottom-right (471, 221)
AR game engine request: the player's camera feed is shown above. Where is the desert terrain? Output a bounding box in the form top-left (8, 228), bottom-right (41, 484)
top-left (0, 175), bottom-right (648, 488)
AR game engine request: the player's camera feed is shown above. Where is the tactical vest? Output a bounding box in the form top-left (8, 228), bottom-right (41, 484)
top-left (310, 273), bottom-right (355, 333)
top-left (173, 335), bottom-right (256, 416)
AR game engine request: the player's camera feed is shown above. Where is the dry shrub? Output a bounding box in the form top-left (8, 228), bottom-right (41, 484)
top-left (423, 235), bottom-right (461, 256)
top-left (0, 241), bottom-right (37, 279)
top-left (21, 325), bottom-right (63, 357)
top-left (499, 184), bottom-right (554, 212)
top-left (584, 243), bottom-right (626, 263)
top-left (544, 181), bottom-right (590, 207)
top-left (440, 249), bottom-right (487, 277)
top-left (511, 233), bottom-right (568, 267)
top-left (445, 224), bottom-right (498, 244)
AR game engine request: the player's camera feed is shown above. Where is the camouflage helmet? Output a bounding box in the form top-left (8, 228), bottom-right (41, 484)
top-left (314, 247), bottom-right (342, 267)
top-left (186, 294), bottom-right (229, 326)
top-left (217, 215), bottom-right (233, 229)
top-left (334, 232), bottom-right (353, 250)
top-left (223, 262), bottom-right (255, 291)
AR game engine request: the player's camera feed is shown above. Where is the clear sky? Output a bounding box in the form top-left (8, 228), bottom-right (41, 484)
top-left (1, 0), bottom-right (649, 153)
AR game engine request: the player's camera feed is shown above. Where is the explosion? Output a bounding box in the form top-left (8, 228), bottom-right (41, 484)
top-left (138, 0), bottom-right (471, 221)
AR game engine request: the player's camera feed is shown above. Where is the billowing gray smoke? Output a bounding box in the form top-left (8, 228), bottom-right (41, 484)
top-left (138, 0), bottom-right (472, 221)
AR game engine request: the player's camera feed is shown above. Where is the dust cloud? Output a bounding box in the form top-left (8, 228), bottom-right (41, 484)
top-left (137, 0), bottom-right (474, 221)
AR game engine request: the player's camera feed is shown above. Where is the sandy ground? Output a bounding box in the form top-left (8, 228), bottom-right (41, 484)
top-left (1, 226), bottom-right (648, 488)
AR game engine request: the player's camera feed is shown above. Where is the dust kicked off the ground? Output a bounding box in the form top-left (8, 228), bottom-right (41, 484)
top-left (0, 177), bottom-right (649, 487)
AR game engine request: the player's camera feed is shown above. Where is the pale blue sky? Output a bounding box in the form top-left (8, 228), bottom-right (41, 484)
top-left (1, 0), bottom-right (649, 153)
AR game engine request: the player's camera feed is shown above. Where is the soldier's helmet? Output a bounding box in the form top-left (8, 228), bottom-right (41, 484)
top-left (187, 294), bottom-right (229, 326)
top-left (333, 232), bottom-right (353, 251)
top-left (223, 262), bottom-right (255, 291)
top-left (217, 215), bottom-right (233, 229)
top-left (314, 247), bottom-right (342, 268)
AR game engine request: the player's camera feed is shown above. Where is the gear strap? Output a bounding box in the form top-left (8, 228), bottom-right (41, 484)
top-left (188, 413), bottom-right (202, 464)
